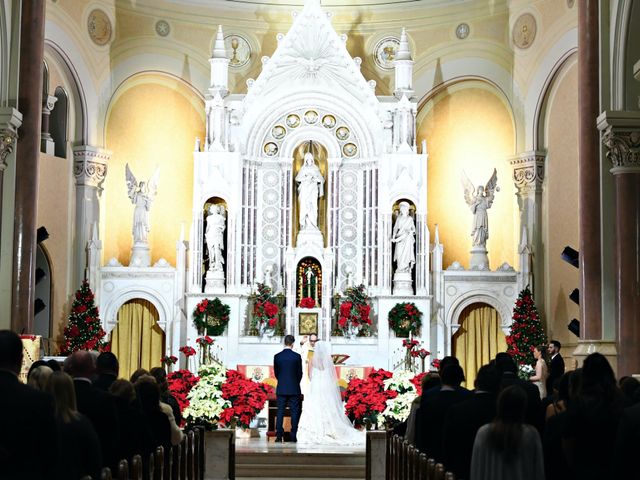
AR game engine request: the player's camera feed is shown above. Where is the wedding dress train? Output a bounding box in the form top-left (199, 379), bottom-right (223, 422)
top-left (296, 341), bottom-right (365, 445)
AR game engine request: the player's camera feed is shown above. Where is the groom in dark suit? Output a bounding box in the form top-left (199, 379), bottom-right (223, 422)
top-left (274, 334), bottom-right (303, 442)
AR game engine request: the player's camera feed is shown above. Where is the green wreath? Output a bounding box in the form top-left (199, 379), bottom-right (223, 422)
top-left (193, 298), bottom-right (230, 336)
top-left (388, 302), bottom-right (422, 337)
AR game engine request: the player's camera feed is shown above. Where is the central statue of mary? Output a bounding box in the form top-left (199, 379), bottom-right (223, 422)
top-left (296, 152), bottom-right (324, 230)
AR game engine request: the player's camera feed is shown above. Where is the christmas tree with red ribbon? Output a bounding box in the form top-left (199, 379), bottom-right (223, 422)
top-left (505, 286), bottom-right (547, 368)
top-left (61, 280), bottom-right (109, 354)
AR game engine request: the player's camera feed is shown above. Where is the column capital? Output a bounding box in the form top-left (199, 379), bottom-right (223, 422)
top-left (509, 150), bottom-right (546, 194)
top-left (0, 107), bottom-right (23, 171)
top-left (597, 111), bottom-right (640, 175)
top-left (73, 145), bottom-right (111, 188)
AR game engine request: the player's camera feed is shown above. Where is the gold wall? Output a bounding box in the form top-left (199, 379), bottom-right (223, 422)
top-left (104, 74), bottom-right (204, 265)
top-left (417, 83), bottom-right (516, 269)
top-left (543, 59), bottom-right (580, 353)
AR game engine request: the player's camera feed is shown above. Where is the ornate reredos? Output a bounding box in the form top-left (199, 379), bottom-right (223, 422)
top-left (242, 0), bottom-right (379, 131)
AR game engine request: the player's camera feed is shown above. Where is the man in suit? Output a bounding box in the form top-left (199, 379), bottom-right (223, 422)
top-left (415, 364), bottom-right (469, 461)
top-left (546, 340), bottom-right (565, 396)
top-left (66, 350), bottom-right (122, 470)
top-left (273, 334), bottom-right (303, 442)
top-left (94, 351), bottom-right (119, 392)
top-left (0, 330), bottom-right (58, 479)
top-left (442, 364), bottom-right (500, 480)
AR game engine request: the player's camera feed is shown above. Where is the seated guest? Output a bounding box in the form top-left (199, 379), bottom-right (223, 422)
top-left (405, 373), bottom-right (439, 444)
top-left (420, 356), bottom-right (460, 401)
top-left (562, 353), bottom-right (623, 480)
top-left (619, 376), bottom-right (640, 407)
top-left (416, 364), bottom-right (469, 461)
top-left (150, 366), bottom-right (182, 424)
top-left (0, 330), bottom-right (58, 479)
top-left (110, 379), bottom-right (155, 463)
top-left (46, 358), bottom-right (62, 371)
top-left (27, 364), bottom-right (53, 390)
top-left (495, 353), bottom-right (543, 432)
top-left (470, 385), bottom-right (544, 480)
top-left (27, 359), bottom-right (48, 378)
top-left (614, 400), bottom-right (640, 478)
top-left (65, 350), bottom-right (122, 471)
top-left (47, 371), bottom-right (102, 480)
top-left (545, 373), bottom-right (570, 421)
top-left (94, 351), bottom-right (119, 392)
top-left (443, 364), bottom-right (500, 480)
top-left (134, 376), bottom-right (172, 453)
top-left (130, 368), bottom-right (150, 383)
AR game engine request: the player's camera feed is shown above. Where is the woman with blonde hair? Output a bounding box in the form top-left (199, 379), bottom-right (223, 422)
top-left (27, 365), bottom-right (53, 391)
top-left (47, 371), bottom-right (102, 480)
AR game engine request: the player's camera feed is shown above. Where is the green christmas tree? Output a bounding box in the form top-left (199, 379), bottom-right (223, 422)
top-left (61, 280), bottom-right (109, 354)
top-left (505, 286), bottom-right (547, 369)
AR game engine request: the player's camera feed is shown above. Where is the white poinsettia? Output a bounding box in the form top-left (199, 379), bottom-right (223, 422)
top-left (382, 370), bottom-right (418, 424)
top-left (184, 364), bottom-right (231, 429)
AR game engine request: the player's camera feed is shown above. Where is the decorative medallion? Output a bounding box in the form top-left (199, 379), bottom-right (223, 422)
top-left (373, 36), bottom-right (400, 70)
top-left (286, 114), bottom-right (301, 129)
top-left (304, 110), bottom-right (318, 124)
top-left (263, 142), bottom-right (278, 157)
top-left (263, 225), bottom-right (279, 242)
top-left (512, 13), bottom-right (537, 50)
top-left (336, 126), bottom-right (350, 141)
top-left (224, 34), bottom-right (251, 68)
top-left (343, 143), bottom-right (357, 157)
top-left (322, 115), bottom-right (336, 129)
top-left (264, 170), bottom-right (279, 187)
top-left (271, 125), bottom-right (286, 140)
top-left (155, 20), bottom-right (170, 37)
top-left (342, 207), bottom-right (357, 222)
top-left (262, 207), bottom-right (279, 222)
top-left (342, 225), bottom-right (357, 242)
top-left (455, 23), bottom-right (470, 40)
top-left (87, 9), bottom-right (112, 46)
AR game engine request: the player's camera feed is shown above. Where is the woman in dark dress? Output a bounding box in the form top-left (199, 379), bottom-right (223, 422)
top-left (134, 376), bottom-right (172, 453)
top-left (46, 371), bottom-right (102, 480)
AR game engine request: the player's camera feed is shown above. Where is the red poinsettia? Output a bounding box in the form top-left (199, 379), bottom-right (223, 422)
top-left (167, 369), bottom-right (199, 416)
top-left (411, 372), bottom-right (427, 395)
top-left (161, 355), bottom-right (178, 366)
top-left (179, 345), bottom-right (197, 357)
top-left (218, 370), bottom-right (273, 429)
top-left (343, 368), bottom-right (396, 428)
top-left (299, 297), bottom-right (316, 308)
top-left (196, 336), bottom-right (214, 346)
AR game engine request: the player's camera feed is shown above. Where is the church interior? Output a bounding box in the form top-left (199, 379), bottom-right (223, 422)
top-left (1, 0), bottom-right (640, 477)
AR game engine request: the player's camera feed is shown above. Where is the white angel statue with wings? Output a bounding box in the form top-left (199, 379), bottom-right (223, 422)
top-left (462, 168), bottom-right (499, 248)
top-left (125, 164), bottom-right (159, 244)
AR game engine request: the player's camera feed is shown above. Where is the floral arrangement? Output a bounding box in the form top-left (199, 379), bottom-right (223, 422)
top-left (401, 338), bottom-right (430, 372)
top-left (161, 355), bottom-right (178, 367)
top-left (184, 364), bottom-right (272, 430)
top-left (335, 285), bottom-right (372, 338)
top-left (167, 369), bottom-right (199, 414)
top-left (250, 283), bottom-right (283, 336)
top-left (219, 370), bottom-right (273, 428)
top-left (431, 358), bottom-right (441, 371)
top-left (61, 280), bottom-right (108, 354)
top-left (381, 371), bottom-right (419, 426)
top-left (388, 302), bottom-right (423, 337)
top-left (343, 369), bottom-right (396, 428)
top-left (518, 364), bottom-right (535, 381)
top-left (299, 297), bottom-right (316, 309)
top-left (184, 364), bottom-right (231, 429)
top-left (196, 336), bottom-right (215, 365)
top-left (180, 345), bottom-right (197, 357)
top-left (193, 298), bottom-right (230, 336)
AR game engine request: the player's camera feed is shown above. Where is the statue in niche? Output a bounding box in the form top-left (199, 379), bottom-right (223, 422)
top-left (296, 152), bottom-right (324, 230)
top-left (205, 204), bottom-right (226, 272)
top-left (462, 169), bottom-right (499, 248)
top-left (125, 164), bottom-right (159, 244)
top-left (391, 201), bottom-right (416, 273)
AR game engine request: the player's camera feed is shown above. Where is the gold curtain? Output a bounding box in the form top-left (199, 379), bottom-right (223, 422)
top-left (453, 303), bottom-right (507, 389)
top-left (111, 299), bottom-right (164, 381)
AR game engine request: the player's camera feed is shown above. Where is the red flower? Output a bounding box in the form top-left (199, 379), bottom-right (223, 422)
top-left (263, 301), bottom-right (278, 318)
top-left (268, 318), bottom-right (277, 328)
top-left (196, 336), bottom-right (214, 345)
top-left (338, 317), bottom-right (348, 328)
top-left (300, 297), bottom-right (316, 308)
top-left (340, 302), bottom-right (353, 317)
top-left (179, 346), bottom-right (196, 357)
top-left (75, 304), bottom-right (88, 314)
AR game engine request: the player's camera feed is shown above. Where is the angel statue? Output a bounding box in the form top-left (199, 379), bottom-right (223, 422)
top-left (125, 164), bottom-right (159, 245)
top-left (462, 168), bottom-right (499, 248)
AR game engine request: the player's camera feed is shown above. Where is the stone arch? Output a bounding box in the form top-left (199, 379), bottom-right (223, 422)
top-left (101, 286), bottom-right (170, 334)
top-left (446, 290), bottom-right (512, 339)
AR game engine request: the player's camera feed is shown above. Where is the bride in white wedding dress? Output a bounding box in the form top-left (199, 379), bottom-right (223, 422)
top-left (297, 341), bottom-right (365, 445)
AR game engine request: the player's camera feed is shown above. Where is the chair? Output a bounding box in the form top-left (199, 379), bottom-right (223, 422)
top-left (130, 454), bottom-right (143, 480)
top-left (117, 459), bottom-right (129, 480)
top-left (99, 468), bottom-right (112, 480)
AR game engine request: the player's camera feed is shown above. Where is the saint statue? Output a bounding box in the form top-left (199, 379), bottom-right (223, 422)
top-left (125, 164), bottom-right (159, 245)
top-left (462, 169), bottom-right (499, 248)
top-left (205, 204), bottom-right (226, 272)
top-left (296, 152), bottom-right (324, 230)
top-left (391, 201), bottom-right (416, 273)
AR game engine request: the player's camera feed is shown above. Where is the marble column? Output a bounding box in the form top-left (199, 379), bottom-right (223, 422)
top-left (0, 109), bottom-right (22, 261)
top-left (598, 111), bottom-right (640, 376)
top-left (73, 146), bottom-right (110, 289)
top-left (578, 0), bottom-right (602, 340)
top-left (510, 151), bottom-right (545, 308)
top-left (11, 0), bottom-right (46, 333)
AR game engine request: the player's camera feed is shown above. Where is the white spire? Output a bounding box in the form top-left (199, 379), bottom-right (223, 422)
top-left (434, 223), bottom-right (441, 245)
top-left (212, 25), bottom-right (227, 59)
top-left (396, 28), bottom-right (412, 61)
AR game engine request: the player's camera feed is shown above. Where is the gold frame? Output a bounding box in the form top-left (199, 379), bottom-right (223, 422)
top-left (299, 312), bottom-right (318, 335)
